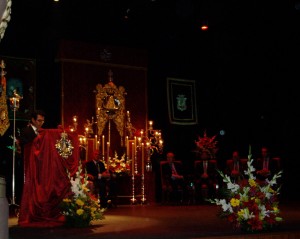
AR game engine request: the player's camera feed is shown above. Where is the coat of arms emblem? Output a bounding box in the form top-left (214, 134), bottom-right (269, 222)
top-left (176, 94), bottom-right (187, 111)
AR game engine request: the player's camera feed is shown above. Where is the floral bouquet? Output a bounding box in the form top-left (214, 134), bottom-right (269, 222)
top-left (208, 148), bottom-right (283, 232)
top-left (60, 162), bottom-right (104, 227)
top-left (195, 131), bottom-right (218, 159)
top-left (106, 152), bottom-right (131, 176)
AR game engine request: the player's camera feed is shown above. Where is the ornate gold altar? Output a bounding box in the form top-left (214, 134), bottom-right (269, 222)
top-left (66, 69), bottom-right (163, 204)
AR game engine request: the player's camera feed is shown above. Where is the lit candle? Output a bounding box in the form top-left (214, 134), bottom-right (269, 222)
top-left (107, 142), bottom-right (110, 166)
top-left (102, 135), bottom-right (105, 157)
top-left (131, 142), bottom-right (135, 174)
top-left (134, 136), bottom-right (137, 154)
top-left (142, 143), bottom-right (144, 175)
top-left (95, 135), bottom-right (98, 150)
top-left (149, 120), bottom-right (153, 130)
top-left (126, 136), bottom-right (129, 158)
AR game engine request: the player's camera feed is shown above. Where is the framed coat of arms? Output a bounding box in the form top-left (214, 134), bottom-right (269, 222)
top-left (167, 78), bottom-right (198, 125)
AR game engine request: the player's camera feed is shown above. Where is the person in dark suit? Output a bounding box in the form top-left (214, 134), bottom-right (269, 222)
top-left (19, 110), bottom-right (45, 146)
top-left (85, 149), bottom-right (111, 208)
top-left (17, 110), bottom-right (45, 204)
top-left (161, 152), bottom-right (186, 203)
top-left (225, 150), bottom-right (247, 182)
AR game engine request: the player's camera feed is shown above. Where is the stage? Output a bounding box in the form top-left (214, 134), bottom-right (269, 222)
top-left (8, 200), bottom-right (300, 239)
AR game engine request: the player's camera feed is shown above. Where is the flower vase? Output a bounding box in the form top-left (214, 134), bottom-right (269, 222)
top-left (200, 151), bottom-right (210, 178)
top-left (201, 160), bottom-right (209, 179)
top-left (65, 215), bottom-right (91, 228)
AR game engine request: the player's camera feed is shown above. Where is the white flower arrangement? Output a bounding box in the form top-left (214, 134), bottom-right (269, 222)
top-left (105, 152), bottom-right (131, 175)
top-left (60, 162), bottom-right (104, 227)
top-left (208, 147), bottom-right (283, 232)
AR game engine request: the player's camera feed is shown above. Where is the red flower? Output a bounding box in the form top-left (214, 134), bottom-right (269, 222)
top-left (248, 216), bottom-right (263, 231)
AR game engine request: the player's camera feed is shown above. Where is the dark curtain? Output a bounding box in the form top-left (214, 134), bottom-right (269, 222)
top-left (18, 128), bottom-right (79, 227)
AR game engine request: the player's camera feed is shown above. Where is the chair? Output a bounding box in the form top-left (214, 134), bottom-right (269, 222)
top-left (160, 160), bottom-right (184, 204)
top-left (225, 158), bottom-right (248, 182)
top-left (194, 160), bottom-right (218, 202)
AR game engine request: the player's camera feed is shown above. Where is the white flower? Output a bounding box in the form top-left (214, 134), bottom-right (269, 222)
top-left (258, 204), bottom-right (268, 219)
top-left (243, 159), bottom-right (256, 180)
top-left (215, 199), bottom-right (233, 213)
top-left (240, 208), bottom-right (254, 220)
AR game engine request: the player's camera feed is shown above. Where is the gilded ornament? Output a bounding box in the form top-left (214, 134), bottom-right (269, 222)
top-left (55, 132), bottom-right (74, 159)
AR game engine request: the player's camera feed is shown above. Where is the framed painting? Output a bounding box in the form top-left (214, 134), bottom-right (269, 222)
top-left (167, 78), bottom-right (198, 125)
top-left (0, 56), bottom-right (36, 121)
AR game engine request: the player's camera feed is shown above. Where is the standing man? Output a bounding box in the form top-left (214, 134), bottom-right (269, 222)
top-left (19, 110), bottom-right (45, 146)
top-left (17, 110), bottom-right (45, 205)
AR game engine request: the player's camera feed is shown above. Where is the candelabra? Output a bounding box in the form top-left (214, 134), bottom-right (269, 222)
top-left (69, 115), bottom-right (78, 132)
top-left (9, 89), bottom-right (22, 209)
top-left (133, 121), bottom-right (163, 204)
top-left (84, 117), bottom-right (94, 138)
top-left (78, 135), bottom-right (88, 160)
top-left (145, 120), bottom-right (164, 172)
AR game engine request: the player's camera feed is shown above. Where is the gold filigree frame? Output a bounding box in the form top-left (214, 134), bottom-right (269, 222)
top-left (95, 71), bottom-right (126, 146)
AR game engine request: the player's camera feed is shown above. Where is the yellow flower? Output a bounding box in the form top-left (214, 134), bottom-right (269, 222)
top-left (273, 207), bottom-right (279, 213)
top-left (237, 209), bottom-right (244, 217)
top-left (76, 199), bottom-right (84, 206)
top-left (255, 198), bottom-right (260, 204)
top-left (63, 198), bottom-right (72, 203)
top-left (269, 187), bottom-right (275, 193)
top-left (230, 198), bottom-right (240, 207)
top-left (248, 178), bottom-right (256, 187)
top-left (76, 208), bottom-right (84, 215)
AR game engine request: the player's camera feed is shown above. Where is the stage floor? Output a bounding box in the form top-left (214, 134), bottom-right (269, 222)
top-left (8, 200), bottom-right (300, 239)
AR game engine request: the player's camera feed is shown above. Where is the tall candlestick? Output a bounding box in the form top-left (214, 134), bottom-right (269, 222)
top-left (102, 135), bottom-right (105, 158)
top-left (142, 143), bottom-right (144, 175)
top-left (134, 136), bottom-right (137, 155)
top-left (131, 142), bottom-right (135, 174)
top-left (107, 142), bottom-right (110, 167)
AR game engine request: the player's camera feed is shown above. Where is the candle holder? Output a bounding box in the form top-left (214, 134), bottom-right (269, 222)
top-left (69, 115), bottom-right (78, 132)
top-left (133, 123), bottom-right (164, 204)
top-left (9, 89), bottom-right (22, 209)
top-left (84, 117), bottom-right (94, 138)
top-left (130, 174), bottom-right (137, 205)
top-left (78, 135), bottom-right (88, 161)
top-left (140, 174), bottom-right (146, 204)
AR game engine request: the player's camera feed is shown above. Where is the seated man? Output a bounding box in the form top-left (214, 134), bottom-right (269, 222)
top-left (85, 150), bottom-right (111, 208)
top-left (225, 150), bottom-right (247, 182)
top-left (161, 152), bottom-right (186, 203)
